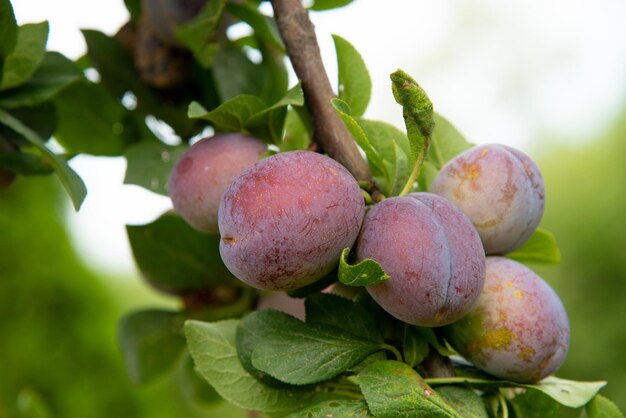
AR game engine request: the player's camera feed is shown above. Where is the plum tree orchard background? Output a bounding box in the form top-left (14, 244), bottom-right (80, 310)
top-left (1, 0), bottom-right (625, 417)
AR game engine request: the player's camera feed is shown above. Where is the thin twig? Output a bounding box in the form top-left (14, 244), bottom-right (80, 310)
top-left (270, 0), bottom-right (373, 185)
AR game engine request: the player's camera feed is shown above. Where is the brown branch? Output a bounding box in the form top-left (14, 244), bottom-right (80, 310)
top-left (270, 0), bottom-right (373, 185)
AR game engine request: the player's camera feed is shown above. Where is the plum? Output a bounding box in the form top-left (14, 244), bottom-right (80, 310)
top-left (219, 151), bottom-right (365, 291)
top-left (168, 133), bottom-right (267, 234)
top-left (429, 144), bottom-right (545, 254)
top-left (355, 192), bottom-right (486, 327)
top-left (442, 257), bottom-right (570, 383)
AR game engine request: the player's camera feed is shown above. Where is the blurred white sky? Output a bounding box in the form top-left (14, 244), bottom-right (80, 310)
top-left (12, 0), bottom-right (626, 277)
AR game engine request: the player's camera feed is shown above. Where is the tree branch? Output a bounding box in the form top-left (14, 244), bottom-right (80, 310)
top-left (270, 0), bottom-right (373, 185)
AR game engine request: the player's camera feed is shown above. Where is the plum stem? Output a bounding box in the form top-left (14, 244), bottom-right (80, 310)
top-left (270, 0), bottom-right (374, 187)
top-left (425, 377), bottom-right (497, 386)
top-left (381, 343), bottom-right (403, 362)
top-left (498, 391), bottom-right (510, 418)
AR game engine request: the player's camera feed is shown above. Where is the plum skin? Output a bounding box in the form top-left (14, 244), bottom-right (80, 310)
top-left (219, 151), bottom-right (365, 291)
top-left (429, 144), bottom-right (545, 255)
top-left (168, 133), bottom-right (267, 234)
top-left (355, 192), bottom-right (486, 327)
top-left (442, 257), bottom-right (570, 383)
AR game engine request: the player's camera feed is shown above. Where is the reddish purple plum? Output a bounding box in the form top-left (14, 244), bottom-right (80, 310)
top-left (430, 144), bottom-right (545, 255)
top-left (442, 257), bottom-right (570, 383)
top-left (168, 133), bottom-right (267, 234)
top-left (219, 151), bottom-right (365, 291)
top-left (355, 192), bottom-right (486, 327)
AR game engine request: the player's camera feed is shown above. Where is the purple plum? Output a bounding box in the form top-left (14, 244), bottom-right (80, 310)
top-left (168, 133), bottom-right (267, 234)
top-left (219, 151), bottom-right (365, 291)
top-left (355, 192), bottom-right (486, 327)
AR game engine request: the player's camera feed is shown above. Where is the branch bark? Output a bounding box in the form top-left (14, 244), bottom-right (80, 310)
top-left (270, 0), bottom-right (373, 185)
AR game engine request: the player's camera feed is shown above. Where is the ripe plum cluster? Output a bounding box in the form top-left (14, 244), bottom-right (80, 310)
top-left (168, 135), bottom-right (569, 383)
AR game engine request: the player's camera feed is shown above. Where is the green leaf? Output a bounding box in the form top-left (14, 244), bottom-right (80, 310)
top-left (0, 108), bottom-right (86, 210)
top-left (358, 360), bottom-right (463, 418)
top-left (482, 394), bottom-right (501, 418)
top-left (0, 51), bottom-right (82, 108)
top-left (185, 319), bottom-right (322, 415)
top-left (246, 83), bottom-right (304, 143)
top-left (82, 28), bottom-right (200, 137)
top-left (437, 386), bottom-right (489, 418)
top-left (510, 388), bottom-right (559, 418)
top-left (124, 0), bottom-right (141, 23)
top-left (338, 247), bottom-right (389, 287)
top-left (212, 44), bottom-right (265, 101)
top-left (53, 80), bottom-right (127, 156)
top-left (176, 0), bottom-right (225, 67)
top-left (280, 105), bottom-right (312, 151)
top-left (415, 327), bottom-right (456, 356)
top-left (402, 325), bottom-right (429, 368)
top-left (126, 212), bottom-right (236, 294)
top-left (332, 98), bottom-right (390, 190)
top-left (417, 161), bottom-right (438, 192)
top-left (357, 118), bottom-right (411, 196)
top-left (305, 293), bottom-right (383, 342)
top-left (0, 102), bottom-right (56, 145)
top-left (333, 34), bottom-right (371, 117)
top-left (0, 0), bottom-right (17, 61)
top-left (425, 374), bottom-right (608, 410)
top-left (249, 309), bottom-right (384, 385)
top-left (236, 309), bottom-right (299, 388)
top-left (525, 376), bottom-right (606, 409)
top-left (189, 94), bottom-right (267, 133)
top-left (390, 69), bottom-right (434, 195)
top-left (0, 149), bottom-right (53, 175)
top-left (286, 400), bottom-right (373, 418)
top-left (506, 228), bottom-right (561, 265)
top-left (0, 22), bottom-right (49, 90)
top-left (419, 112), bottom-right (473, 191)
top-left (81, 29), bottom-right (140, 100)
top-left (427, 113), bottom-right (473, 170)
top-left (118, 309), bottom-right (186, 384)
top-left (177, 352), bottom-right (222, 405)
top-left (123, 140), bottom-right (185, 195)
top-left (226, 3), bottom-right (284, 52)
top-left (309, 0), bottom-right (355, 11)
top-left (586, 395), bottom-right (626, 418)
top-left (257, 39), bottom-right (289, 105)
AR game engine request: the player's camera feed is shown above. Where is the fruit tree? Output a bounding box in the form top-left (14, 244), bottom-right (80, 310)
top-left (1, 0), bottom-right (623, 417)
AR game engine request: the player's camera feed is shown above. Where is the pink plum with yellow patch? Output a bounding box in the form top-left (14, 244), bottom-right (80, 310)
top-left (442, 257), bottom-right (570, 383)
top-left (430, 144), bottom-right (545, 255)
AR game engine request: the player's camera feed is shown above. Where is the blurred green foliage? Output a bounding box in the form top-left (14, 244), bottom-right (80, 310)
top-left (1, 106), bottom-right (626, 416)
top-left (534, 106), bottom-right (626, 412)
top-left (0, 176), bottom-right (244, 417)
